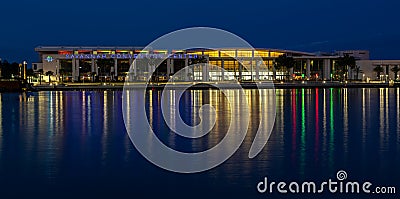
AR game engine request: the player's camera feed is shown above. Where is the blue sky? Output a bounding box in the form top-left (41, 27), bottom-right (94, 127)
top-left (0, 0), bottom-right (399, 62)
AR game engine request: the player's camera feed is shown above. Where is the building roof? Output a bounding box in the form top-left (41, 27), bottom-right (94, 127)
top-left (35, 46), bottom-right (315, 56)
top-left (35, 46), bottom-right (145, 52)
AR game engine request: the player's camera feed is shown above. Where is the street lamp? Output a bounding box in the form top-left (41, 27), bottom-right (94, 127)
top-left (23, 61), bottom-right (27, 81)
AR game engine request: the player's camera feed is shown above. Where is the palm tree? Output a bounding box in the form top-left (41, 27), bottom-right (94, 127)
top-left (59, 69), bottom-right (65, 83)
top-left (275, 54), bottom-right (295, 81)
top-left (37, 69), bottom-right (43, 85)
top-left (26, 68), bottom-right (36, 83)
top-left (335, 54), bottom-right (356, 81)
top-left (391, 65), bottom-right (400, 80)
top-left (45, 71), bottom-right (54, 84)
top-left (354, 65), bottom-right (361, 80)
top-left (373, 66), bottom-right (384, 80)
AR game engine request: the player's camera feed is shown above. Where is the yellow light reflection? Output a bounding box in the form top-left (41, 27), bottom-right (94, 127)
top-left (102, 91), bottom-right (109, 161)
top-left (343, 88), bottom-right (348, 153)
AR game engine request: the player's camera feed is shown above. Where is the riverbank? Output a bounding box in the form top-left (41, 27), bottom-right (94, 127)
top-left (31, 81), bottom-right (399, 91)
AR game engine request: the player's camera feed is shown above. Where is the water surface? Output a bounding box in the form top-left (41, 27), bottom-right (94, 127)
top-left (0, 88), bottom-right (399, 198)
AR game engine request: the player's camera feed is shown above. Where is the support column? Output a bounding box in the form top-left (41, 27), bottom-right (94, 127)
top-left (306, 59), bottom-right (311, 79)
top-left (75, 59), bottom-right (80, 82)
top-left (205, 56), bottom-right (210, 81)
top-left (91, 59), bottom-right (95, 82)
top-left (133, 59), bottom-right (137, 78)
top-left (167, 58), bottom-right (170, 78)
top-left (95, 61), bottom-right (99, 77)
top-left (250, 59), bottom-right (253, 81)
top-left (128, 58), bottom-right (133, 81)
top-left (238, 61), bottom-right (243, 81)
top-left (347, 67), bottom-right (353, 79)
top-left (386, 65), bottom-right (390, 82)
top-left (221, 60), bottom-right (225, 81)
top-left (56, 59), bottom-right (60, 82)
top-left (255, 61), bottom-right (260, 81)
top-left (114, 58), bottom-right (118, 80)
top-left (273, 61), bottom-right (277, 80)
top-left (72, 58), bottom-right (76, 82)
top-left (91, 59), bottom-right (95, 73)
top-left (166, 58), bottom-right (175, 80)
top-left (170, 59), bottom-right (174, 74)
top-left (202, 63), bottom-right (208, 81)
top-left (323, 59), bottom-right (331, 80)
top-left (289, 68), bottom-right (294, 80)
top-left (184, 58), bottom-right (189, 81)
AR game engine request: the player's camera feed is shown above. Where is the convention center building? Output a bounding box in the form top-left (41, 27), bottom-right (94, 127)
top-left (32, 46), bottom-right (399, 82)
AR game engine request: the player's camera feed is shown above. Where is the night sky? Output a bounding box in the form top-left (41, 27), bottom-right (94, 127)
top-left (0, 0), bottom-right (399, 62)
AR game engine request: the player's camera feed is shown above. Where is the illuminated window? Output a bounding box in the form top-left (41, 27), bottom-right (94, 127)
top-left (220, 51), bottom-right (236, 58)
top-left (240, 60), bottom-right (253, 72)
top-left (255, 51), bottom-right (269, 57)
top-left (270, 52), bottom-right (284, 57)
top-left (204, 51), bottom-right (219, 57)
top-left (209, 61), bottom-right (221, 70)
top-left (223, 61), bottom-right (238, 71)
top-left (237, 50), bottom-right (253, 57)
top-left (187, 52), bottom-right (203, 55)
top-left (261, 60), bottom-right (273, 70)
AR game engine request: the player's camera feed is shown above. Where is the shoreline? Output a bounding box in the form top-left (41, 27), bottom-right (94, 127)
top-left (30, 82), bottom-right (399, 91)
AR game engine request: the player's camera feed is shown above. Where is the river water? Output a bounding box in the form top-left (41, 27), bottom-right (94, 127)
top-left (0, 88), bottom-right (399, 198)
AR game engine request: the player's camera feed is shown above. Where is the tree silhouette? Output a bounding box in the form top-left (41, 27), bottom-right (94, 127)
top-left (37, 69), bottom-right (44, 84)
top-left (335, 54), bottom-right (356, 81)
top-left (373, 66), bottom-right (384, 79)
top-left (390, 65), bottom-right (400, 80)
top-left (26, 68), bottom-right (35, 83)
top-left (275, 54), bottom-right (295, 80)
top-left (0, 60), bottom-right (19, 79)
top-left (59, 69), bottom-right (66, 83)
top-left (45, 71), bottom-right (54, 83)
